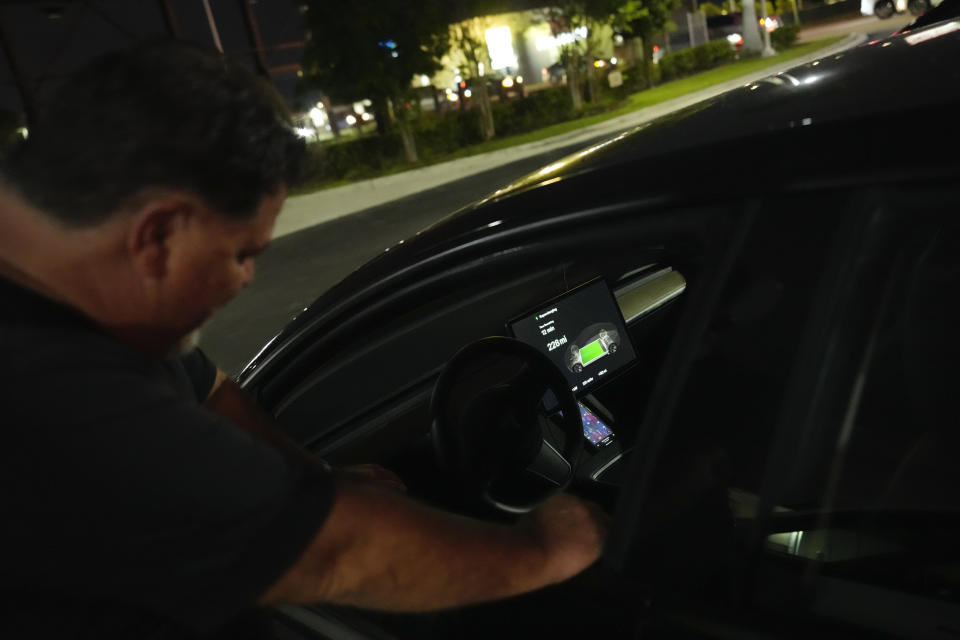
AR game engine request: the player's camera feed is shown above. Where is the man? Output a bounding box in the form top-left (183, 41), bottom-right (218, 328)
top-left (0, 42), bottom-right (607, 638)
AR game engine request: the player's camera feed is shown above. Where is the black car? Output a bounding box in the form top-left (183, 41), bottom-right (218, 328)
top-left (238, 17), bottom-right (960, 639)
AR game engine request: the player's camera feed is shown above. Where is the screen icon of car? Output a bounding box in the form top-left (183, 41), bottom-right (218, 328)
top-left (565, 324), bottom-right (620, 373)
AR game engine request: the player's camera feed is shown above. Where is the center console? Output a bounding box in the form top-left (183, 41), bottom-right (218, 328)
top-left (507, 278), bottom-right (637, 487)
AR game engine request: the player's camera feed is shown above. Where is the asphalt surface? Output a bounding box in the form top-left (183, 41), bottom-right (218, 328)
top-left (200, 18), bottom-right (908, 376)
top-left (201, 137), bottom-right (608, 375)
top-left (798, 12), bottom-right (913, 43)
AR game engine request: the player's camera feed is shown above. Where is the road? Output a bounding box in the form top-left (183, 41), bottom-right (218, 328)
top-left (200, 17), bottom-right (909, 375)
top-left (798, 12), bottom-right (913, 43)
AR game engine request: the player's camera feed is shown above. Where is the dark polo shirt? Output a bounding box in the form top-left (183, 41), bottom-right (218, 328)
top-left (0, 275), bottom-right (334, 638)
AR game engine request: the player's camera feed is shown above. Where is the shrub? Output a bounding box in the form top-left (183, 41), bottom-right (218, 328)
top-left (297, 132), bottom-right (407, 187)
top-left (492, 88), bottom-right (574, 137)
top-left (413, 110), bottom-right (483, 158)
top-left (692, 42), bottom-right (714, 70)
top-left (672, 49), bottom-right (696, 75)
top-left (770, 23), bottom-right (800, 50)
top-left (705, 39), bottom-right (736, 65)
top-left (622, 67), bottom-right (651, 92)
top-left (658, 55), bottom-right (677, 82)
top-left (693, 40), bottom-right (733, 69)
top-left (658, 39), bottom-right (735, 81)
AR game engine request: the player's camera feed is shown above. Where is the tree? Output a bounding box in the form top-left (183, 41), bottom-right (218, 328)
top-left (448, 15), bottom-right (497, 141)
top-left (543, 1), bottom-right (618, 109)
top-left (740, 0), bottom-right (763, 53)
top-left (299, 0), bottom-right (449, 163)
top-left (700, 2), bottom-right (724, 15)
top-left (622, 0), bottom-right (681, 90)
top-left (544, 0), bottom-right (672, 106)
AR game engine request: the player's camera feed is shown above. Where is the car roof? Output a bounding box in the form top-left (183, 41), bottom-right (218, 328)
top-left (360, 19), bottom-right (960, 273)
top-left (484, 20), bottom-right (960, 204)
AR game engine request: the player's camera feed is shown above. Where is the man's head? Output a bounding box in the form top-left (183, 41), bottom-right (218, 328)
top-left (0, 41), bottom-right (304, 353)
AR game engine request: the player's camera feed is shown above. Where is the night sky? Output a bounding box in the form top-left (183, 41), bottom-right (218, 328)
top-left (0, 0), bottom-right (306, 115)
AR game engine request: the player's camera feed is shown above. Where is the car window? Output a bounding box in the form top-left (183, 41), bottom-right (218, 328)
top-left (616, 194), bottom-right (960, 636)
top-left (763, 214), bottom-right (960, 606)
top-left (610, 194), bottom-right (854, 589)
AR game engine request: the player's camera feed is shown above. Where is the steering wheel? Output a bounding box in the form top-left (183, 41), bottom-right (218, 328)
top-left (431, 336), bottom-right (583, 514)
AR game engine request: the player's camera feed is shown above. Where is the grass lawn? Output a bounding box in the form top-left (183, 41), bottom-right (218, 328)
top-left (449, 36), bottom-right (846, 157)
top-left (299, 36), bottom-right (845, 193)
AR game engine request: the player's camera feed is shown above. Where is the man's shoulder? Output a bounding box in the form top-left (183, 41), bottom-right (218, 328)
top-left (0, 276), bottom-right (140, 376)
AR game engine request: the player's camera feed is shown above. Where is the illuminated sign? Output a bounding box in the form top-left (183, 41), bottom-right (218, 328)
top-left (535, 25), bottom-right (588, 51)
top-left (485, 26), bottom-right (518, 70)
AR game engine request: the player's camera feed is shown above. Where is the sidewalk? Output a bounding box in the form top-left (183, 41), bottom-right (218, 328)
top-left (274, 33), bottom-right (865, 240)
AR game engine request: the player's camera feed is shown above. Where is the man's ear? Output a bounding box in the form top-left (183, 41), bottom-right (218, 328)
top-left (126, 197), bottom-right (194, 280)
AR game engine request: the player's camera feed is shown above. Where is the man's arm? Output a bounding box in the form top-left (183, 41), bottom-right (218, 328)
top-left (258, 479), bottom-right (607, 611)
top-left (205, 368), bottom-right (608, 610)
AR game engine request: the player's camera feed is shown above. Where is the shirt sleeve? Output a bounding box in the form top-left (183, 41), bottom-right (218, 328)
top-left (178, 346), bottom-right (219, 402)
top-left (2, 345), bottom-right (336, 635)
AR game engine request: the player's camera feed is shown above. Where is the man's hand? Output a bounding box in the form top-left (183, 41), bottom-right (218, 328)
top-left (524, 494), bottom-right (609, 584)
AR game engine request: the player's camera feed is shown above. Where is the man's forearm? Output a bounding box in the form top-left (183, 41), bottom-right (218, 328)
top-left (208, 372), bottom-right (607, 610)
top-left (259, 480), bottom-right (604, 611)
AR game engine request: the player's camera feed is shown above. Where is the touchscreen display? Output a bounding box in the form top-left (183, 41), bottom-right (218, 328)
top-left (580, 402), bottom-right (614, 447)
top-left (508, 279), bottom-right (637, 395)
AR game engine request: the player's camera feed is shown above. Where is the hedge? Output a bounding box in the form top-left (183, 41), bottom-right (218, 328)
top-left (491, 87), bottom-right (575, 137)
top-left (658, 39), bottom-right (735, 82)
top-left (299, 34), bottom-right (766, 188)
top-left (298, 89), bottom-right (581, 187)
top-left (771, 24), bottom-right (800, 50)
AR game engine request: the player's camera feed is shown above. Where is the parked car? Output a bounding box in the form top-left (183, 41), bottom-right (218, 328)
top-left (899, 0), bottom-right (954, 29)
top-left (706, 12), bottom-right (781, 50)
top-left (862, 0), bottom-right (936, 17)
top-left (707, 12), bottom-right (744, 45)
top-left (863, 0), bottom-right (906, 18)
top-left (238, 16), bottom-right (960, 639)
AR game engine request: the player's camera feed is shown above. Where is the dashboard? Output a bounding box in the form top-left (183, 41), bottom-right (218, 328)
top-left (507, 278), bottom-right (638, 397)
top-left (507, 271), bottom-right (685, 486)
top-left (278, 264), bottom-right (687, 491)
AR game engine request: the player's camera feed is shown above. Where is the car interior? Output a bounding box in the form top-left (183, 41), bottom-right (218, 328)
top-left (241, 183), bottom-right (960, 639)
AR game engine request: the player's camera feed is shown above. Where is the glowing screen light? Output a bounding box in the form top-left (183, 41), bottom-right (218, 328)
top-left (485, 26), bottom-right (518, 70)
top-left (535, 25), bottom-right (588, 51)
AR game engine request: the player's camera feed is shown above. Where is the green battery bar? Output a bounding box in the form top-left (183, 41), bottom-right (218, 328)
top-left (579, 339), bottom-right (605, 366)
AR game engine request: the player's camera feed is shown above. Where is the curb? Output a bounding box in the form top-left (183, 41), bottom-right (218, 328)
top-left (274, 33), bottom-right (865, 240)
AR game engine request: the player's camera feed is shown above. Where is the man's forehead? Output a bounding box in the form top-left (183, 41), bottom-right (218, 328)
top-left (218, 193), bottom-right (283, 243)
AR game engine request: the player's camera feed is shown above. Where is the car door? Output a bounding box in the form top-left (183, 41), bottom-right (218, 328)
top-left (606, 184), bottom-right (960, 638)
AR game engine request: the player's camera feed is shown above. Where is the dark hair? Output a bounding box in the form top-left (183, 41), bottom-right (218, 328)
top-left (2, 41), bottom-right (304, 226)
